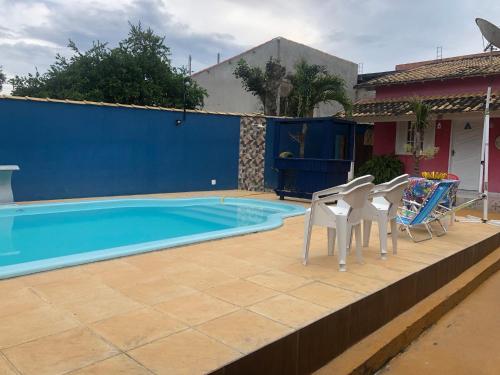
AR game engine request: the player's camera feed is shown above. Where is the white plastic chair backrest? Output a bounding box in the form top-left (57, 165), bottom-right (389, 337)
top-left (339, 182), bottom-right (374, 225)
top-left (374, 174), bottom-right (409, 191)
top-left (377, 181), bottom-right (408, 218)
top-left (373, 174), bottom-right (409, 205)
top-left (316, 175), bottom-right (374, 204)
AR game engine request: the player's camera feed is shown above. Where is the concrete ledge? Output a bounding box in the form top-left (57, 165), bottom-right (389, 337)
top-left (210, 231), bottom-right (500, 375)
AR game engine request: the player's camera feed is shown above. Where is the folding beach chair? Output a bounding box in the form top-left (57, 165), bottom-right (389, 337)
top-left (396, 180), bottom-right (455, 242)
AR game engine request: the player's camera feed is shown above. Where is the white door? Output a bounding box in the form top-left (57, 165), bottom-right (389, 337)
top-left (450, 119), bottom-right (483, 191)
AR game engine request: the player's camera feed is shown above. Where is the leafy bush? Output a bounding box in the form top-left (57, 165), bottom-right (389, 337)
top-left (356, 154), bottom-right (404, 184)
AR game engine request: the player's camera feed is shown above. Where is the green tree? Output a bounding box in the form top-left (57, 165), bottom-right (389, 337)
top-left (284, 60), bottom-right (352, 157)
top-left (233, 58), bottom-right (286, 115)
top-left (0, 66), bottom-right (5, 91)
top-left (9, 23), bottom-right (207, 109)
top-left (285, 60), bottom-right (351, 117)
top-left (407, 99), bottom-right (437, 176)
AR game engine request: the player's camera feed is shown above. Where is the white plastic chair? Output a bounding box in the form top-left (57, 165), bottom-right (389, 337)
top-left (307, 174), bottom-right (374, 261)
top-left (362, 180), bottom-right (408, 258)
top-left (303, 182), bottom-right (375, 271)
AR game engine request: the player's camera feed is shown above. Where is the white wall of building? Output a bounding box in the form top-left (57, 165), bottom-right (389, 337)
top-left (192, 37), bottom-right (358, 116)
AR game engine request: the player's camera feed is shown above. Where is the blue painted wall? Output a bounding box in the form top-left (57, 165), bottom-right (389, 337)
top-left (0, 99), bottom-right (241, 201)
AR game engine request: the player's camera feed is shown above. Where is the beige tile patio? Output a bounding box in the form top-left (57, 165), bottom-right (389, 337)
top-left (172, 267), bottom-right (237, 290)
top-left (205, 279), bottom-right (279, 306)
top-left (289, 282), bottom-right (363, 310)
top-left (32, 277), bottom-right (114, 304)
top-left (131, 259), bottom-right (205, 278)
top-left (92, 265), bottom-right (162, 290)
top-left (322, 272), bottom-right (389, 295)
top-left (128, 329), bottom-right (240, 375)
top-left (90, 307), bottom-right (186, 351)
top-left (0, 355), bottom-right (16, 375)
top-left (197, 309), bottom-right (293, 353)
top-left (238, 251), bottom-right (298, 268)
top-left (80, 259), bottom-right (141, 275)
top-left (19, 267), bottom-right (89, 287)
top-left (280, 262), bottom-right (338, 280)
top-left (0, 287), bottom-right (47, 318)
top-left (121, 278), bottom-right (197, 305)
top-left (0, 305), bottom-right (79, 349)
top-left (246, 270), bottom-right (310, 292)
top-left (58, 289), bottom-right (142, 323)
top-left (347, 263), bottom-right (410, 282)
top-left (3, 327), bottom-right (118, 375)
top-left (249, 294), bottom-right (328, 328)
top-left (188, 253), bottom-right (270, 278)
top-left (122, 252), bottom-right (178, 273)
top-left (70, 354), bottom-right (152, 375)
top-left (0, 278), bottom-right (26, 294)
top-left (155, 292), bottom-right (238, 326)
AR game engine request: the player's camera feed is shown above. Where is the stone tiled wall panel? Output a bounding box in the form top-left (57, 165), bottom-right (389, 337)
top-left (238, 116), bottom-right (267, 191)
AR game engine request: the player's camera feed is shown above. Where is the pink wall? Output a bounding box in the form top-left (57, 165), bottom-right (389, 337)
top-left (373, 120), bottom-right (451, 175)
top-left (376, 76), bottom-right (500, 99)
top-left (489, 118), bottom-right (500, 193)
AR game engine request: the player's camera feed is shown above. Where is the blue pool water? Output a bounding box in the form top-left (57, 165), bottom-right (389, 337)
top-left (0, 197), bottom-right (304, 278)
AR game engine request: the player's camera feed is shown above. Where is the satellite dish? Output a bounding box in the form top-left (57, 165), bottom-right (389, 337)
top-left (476, 18), bottom-right (500, 51)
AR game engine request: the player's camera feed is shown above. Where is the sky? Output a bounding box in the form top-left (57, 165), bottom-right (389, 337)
top-left (1, 0), bottom-right (499, 94)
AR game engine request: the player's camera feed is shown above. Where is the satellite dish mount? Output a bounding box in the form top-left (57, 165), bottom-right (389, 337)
top-left (475, 18), bottom-right (500, 225)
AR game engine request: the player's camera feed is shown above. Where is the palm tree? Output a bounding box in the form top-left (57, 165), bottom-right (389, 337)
top-left (284, 60), bottom-right (351, 157)
top-left (233, 58), bottom-right (286, 115)
top-left (408, 99), bottom-right (434, 176)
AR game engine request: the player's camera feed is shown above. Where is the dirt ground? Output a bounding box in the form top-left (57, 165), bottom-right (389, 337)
top-left (379, 270), bottom-right (500, 375)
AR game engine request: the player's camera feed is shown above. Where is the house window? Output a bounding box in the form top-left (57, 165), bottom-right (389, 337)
top-left (395, 121), bottom-right (435, 155)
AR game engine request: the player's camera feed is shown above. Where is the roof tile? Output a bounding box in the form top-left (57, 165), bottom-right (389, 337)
top-left (358, 52), bottom-right (500, 87)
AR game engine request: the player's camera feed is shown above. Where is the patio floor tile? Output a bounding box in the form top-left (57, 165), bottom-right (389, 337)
top-left (32, 278), bottom-right (114, 304)
top-left (155, 292), bottom-right (238, 326)
top-left (246, 270), bottom-right (310, 292)
top-left (322, 272), bottom-right (388, 295)
top-left (249, 294), bottom-right (329, 328)
top-left (0, 287), bottom-right (47, 318)
top-left (0, 305), bottom-right (79, 349)
top-left (121, 278), bottom-right (197, 305)
top-left (0, 355), bottom-right (17, 375)
top-left (19, 267), bottom-right (89, 287)
top-left (205, 279), bottom-right (279, 306)
top-left (289, 281), bottom-right (363, 310)
top-left (70, 354), bottom-right (152, 375)
top-left (3, 327), bottom-right (118, 375)
top-left (128, 329), bottom-right (240, 375)
top-left (172, 267), bottom-right (237, 290)
top-left (239, 251), bottom-right (298, 268)
top-left (197, 309), bottom-right (293, 353)
top-left (58, 289), bottom-right (142, 323)
top-left (0, 278), bottom-right (27, 294)
top-left (90, 307), bottom-right (186, 351)
top-left (92, 266), bottom-right (162, 290)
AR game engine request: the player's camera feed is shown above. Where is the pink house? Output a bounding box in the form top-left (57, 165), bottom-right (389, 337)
top-left (351, 52), bottom-right (500, 209)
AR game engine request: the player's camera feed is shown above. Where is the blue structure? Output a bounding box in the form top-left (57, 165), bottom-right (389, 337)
top-left (271, 117), bottom-right (356, 199)
top-left (0, 98), bottom-right (241, 201)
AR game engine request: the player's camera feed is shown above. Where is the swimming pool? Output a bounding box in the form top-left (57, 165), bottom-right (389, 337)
top-left (0, 197), bottom-right (304, 279)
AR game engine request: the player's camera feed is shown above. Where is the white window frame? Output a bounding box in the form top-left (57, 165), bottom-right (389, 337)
top-left (395, 121), bottom-right (435, 155)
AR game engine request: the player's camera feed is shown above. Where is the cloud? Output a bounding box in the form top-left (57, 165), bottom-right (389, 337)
top-left (1, 0), bottom-right (499, 93)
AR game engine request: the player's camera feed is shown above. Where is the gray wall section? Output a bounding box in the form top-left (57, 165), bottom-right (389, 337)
top-left (192, 37), bottom-right (358, 116)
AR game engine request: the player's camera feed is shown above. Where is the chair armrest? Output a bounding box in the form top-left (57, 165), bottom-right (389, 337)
top-left (372, 182), bottom-right (390, 192)
top-left (312, 185), bottom-right (345, 200)
top-left (402, 199), bottom-right (422, 207)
